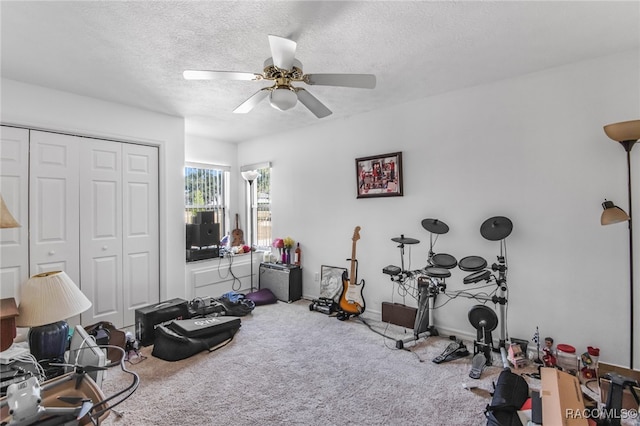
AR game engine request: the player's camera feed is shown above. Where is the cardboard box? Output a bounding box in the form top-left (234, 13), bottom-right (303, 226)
top-left (541, 367), bottom-right (589, 425)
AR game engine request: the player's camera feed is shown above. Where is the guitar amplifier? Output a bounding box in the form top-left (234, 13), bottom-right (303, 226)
top-left (135, 298), bottom-right (190, 346)
top-left (259, 263), bottom-right (302, 302)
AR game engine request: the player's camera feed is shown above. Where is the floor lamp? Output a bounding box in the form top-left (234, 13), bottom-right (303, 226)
top-left (241, 170), bottom-right (260, 292)
top-left (602, 119), bottom-right (640, 370)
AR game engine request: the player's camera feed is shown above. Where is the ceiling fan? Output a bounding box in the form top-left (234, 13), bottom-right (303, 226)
top-left (183, 35), bottom-right (376, 118)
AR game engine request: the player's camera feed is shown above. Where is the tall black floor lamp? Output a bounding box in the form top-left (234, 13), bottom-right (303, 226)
top-left (242, 170), bottom-right (260, 292)
top-left (602, 119), bottom-right (640, 370)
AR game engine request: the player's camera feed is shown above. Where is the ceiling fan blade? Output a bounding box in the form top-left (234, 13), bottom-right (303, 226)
top-left (296, 88), bottom-right (332, 119)
top-left (183, 70), bottom-right (261, 81)
top-left (304, 73), bottom-right (376, 89)
top-left (268, 35), bottom-right (297, 70)
top-left (233, 88), bottom-right (270, 114)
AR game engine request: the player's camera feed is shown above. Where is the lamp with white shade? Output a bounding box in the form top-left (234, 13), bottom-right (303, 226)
top-left (16, 271), bottom-right (92, 365)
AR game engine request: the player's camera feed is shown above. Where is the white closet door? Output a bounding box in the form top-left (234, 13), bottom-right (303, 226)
top-left (122, 144), bottom-right (159, 326)
top-left (80, 139), bottom-right (124, 326)
top-left (0, 126), bottom-right (29, 300)
top-left (29, 131), bottom-right (80, 283)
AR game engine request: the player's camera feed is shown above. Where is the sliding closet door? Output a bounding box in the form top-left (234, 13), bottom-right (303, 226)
top-left (122, 143), bottom-right (159, 326)
top-left (79, 139), bottom-right (124, 326)
top-left (26, 129), bottom-right (158, 328)
top-left (29, 131), bottom-right (80, 283)
top-left (0, 126), bottom-right (29, 300)
top-left (80, 141), bottom-right (159, 327)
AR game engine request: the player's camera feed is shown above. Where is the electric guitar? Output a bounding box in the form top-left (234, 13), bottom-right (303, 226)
top-left (339, 226), bottom-right (365, 315)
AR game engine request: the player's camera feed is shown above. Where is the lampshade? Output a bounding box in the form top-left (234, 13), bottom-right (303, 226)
top-left (269, 87), bottom-right (297, 111)
top-left (241, 170), bottom-right (260, 183)
top-left (16, 271), bottom-right (92, 327)
top-left (0, 194), bottom-right (20, 228)
top-left (601, 200), bottom-right (630, 225)
top-left (603, 119), bottom-right (640, 142)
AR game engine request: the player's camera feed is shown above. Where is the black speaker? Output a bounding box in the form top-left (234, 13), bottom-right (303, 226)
top-left (195, 211), bottom-right (215, 224)
top-left (186, 224), bottom-right (194, 249)
top-left (187, 223), bottom-right (220, 248)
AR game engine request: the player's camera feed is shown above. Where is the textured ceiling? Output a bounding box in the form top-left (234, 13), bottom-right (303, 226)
top-left (1, 1), bottom-right (639, 143)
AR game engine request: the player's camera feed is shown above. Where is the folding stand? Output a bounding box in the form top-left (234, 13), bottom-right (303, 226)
top-left (458, 216), bottom-right (513, 369)
top-left (395, 275), bottom-right (443, 349)
top-left (389, 219), bottom-right (453, 350)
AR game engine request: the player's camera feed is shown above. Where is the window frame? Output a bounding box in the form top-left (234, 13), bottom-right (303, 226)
top-left (242, 162), bottom-right (271, 250)
top-left (184, 162), bottom-right (230, 237)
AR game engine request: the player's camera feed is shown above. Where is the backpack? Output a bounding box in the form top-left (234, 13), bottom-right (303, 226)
top-left (215, 292), bottom-right (255, 316)
top-left (485, 368), bottom-right (529, 426)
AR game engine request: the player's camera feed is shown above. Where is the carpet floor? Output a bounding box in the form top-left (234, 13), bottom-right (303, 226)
top-left (100, 300), bottom-right (537, 425)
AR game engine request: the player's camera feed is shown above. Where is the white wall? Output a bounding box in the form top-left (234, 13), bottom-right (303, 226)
top-left (237, 50), bottom-right (640, 367)
top-left (0, 78), bottom-right (186, 301)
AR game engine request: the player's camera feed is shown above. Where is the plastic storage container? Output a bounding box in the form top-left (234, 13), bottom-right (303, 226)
top-left (556, 343), bottom-right (577, 373)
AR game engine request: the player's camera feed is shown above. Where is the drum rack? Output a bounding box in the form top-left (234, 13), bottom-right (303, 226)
top-left (383, 217), bottom-right (513, 370)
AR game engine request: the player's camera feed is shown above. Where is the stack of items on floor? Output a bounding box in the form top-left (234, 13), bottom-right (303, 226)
top-left (135, 292), bottom-right (258, 362)
top-left (485, 366), bottom-right (640, 426)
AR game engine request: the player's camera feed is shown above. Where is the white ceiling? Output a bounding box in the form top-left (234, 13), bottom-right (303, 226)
top-left (1, 1), bottom-right (639, 144)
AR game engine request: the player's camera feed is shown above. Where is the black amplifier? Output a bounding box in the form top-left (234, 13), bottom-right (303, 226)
top-left (135, 298), bottom-right (190, 346)
top-left (259, 263), bottom-right (302, 302)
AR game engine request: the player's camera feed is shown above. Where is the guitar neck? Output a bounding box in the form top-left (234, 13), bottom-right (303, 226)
top-left (350, 240), bottom-right (357, 284)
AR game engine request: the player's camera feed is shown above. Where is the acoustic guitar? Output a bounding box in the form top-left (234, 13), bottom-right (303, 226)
top-left (231, 214), bottom-right (244, 246)
top-left (339, 226), bottom-right (365, 315)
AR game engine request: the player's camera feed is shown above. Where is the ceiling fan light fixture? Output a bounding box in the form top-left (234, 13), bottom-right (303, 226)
top-left (269, 87), bottom-right (297, 111)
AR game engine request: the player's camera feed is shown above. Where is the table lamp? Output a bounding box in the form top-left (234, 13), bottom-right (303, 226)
top-left (16, 271), bottom-right (92, 363)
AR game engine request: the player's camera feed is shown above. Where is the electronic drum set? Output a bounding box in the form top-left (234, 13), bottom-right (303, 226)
top-left (383, 216), bottom-right (514, 370)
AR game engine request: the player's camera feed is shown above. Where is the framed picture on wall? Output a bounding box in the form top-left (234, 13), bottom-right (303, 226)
top-left (355, 151), bottom-right (403, 198)
top-left (320, 265), bottom-right (346, 301)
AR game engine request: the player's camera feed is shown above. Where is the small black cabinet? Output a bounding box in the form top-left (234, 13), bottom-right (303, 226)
top-left (259, 263), bottom-right (302, 302)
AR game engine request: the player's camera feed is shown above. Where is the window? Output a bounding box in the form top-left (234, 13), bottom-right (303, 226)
top-left (243, 163), bottom-right (271, 249)
top-left (184, 163), bottom-right (229, 236)
top-left (255, 166), bottom-right (271, 248)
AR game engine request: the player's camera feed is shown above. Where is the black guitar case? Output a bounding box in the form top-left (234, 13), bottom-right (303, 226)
top-left (151, 317), bottom-right (241, 361)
